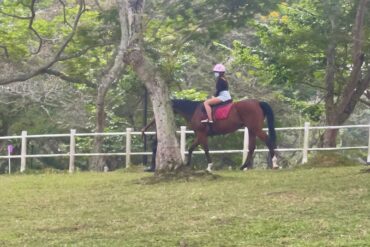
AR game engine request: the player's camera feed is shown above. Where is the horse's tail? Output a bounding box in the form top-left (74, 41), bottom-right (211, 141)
top-left (259, 101), bottom-right (276, 147)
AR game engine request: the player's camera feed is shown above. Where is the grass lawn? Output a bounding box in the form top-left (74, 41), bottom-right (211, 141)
top-left (0, 165), bottom-right (369, 246)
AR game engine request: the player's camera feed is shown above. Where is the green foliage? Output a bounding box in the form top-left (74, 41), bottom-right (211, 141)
top-left (0, 1), bottom-right (102, 60)
top-left (231, 40), bottom-right (274, 84)
top-left (229, 0), bottom-right (370, 125)
top-left (60, 8), bottom-right (116, 83)
top-left (276, 93), bottom-right (324, 122)
top-left (253, 0), bottom-right (368, 94)
top-left (172, 89), bottom-right (207, 101)
top-left (144, 0), bottom-right (281, 86)
top-left (252, 3), bottom-right (328, 94)
top-left (0, 2), bottom-right (32, 58)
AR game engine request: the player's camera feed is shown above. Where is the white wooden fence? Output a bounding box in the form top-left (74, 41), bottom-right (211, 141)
top-left (0, 122), bottom-right (369, 173)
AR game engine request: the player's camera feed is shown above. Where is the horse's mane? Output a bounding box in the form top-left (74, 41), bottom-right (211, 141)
top-left (171, 99), bottom-right (202, 117)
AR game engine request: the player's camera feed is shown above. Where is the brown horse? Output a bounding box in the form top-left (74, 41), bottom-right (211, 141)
top-left (171, 99), bottom-right (278, 171)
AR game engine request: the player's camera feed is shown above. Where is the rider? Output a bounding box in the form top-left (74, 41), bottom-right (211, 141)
top-left (201, 63), bottom-right (232, 123)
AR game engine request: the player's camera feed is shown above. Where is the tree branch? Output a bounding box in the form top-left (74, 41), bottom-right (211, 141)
top-left (336, 0), bottom-right (368, 116)
top-left (28, 0), bottom-right (43, 54)
top-left (0, 7), bottom-right (31, 20)
top-left (0, 0), bottom-right (86, 85)
top-left (94, 0), bottom-right (103, 11)
top-left (58, 42), bottom-right (115, 61)
top-left (352, 0), bottom-right (368, 60)
top-left (45, 69), bottom-right (96, 88)
top-left (58, 0), bottom-right (72, 28)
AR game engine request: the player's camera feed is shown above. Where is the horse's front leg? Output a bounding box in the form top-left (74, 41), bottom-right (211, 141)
top-left (198, 134), bottom-right (212, 172)
top-left (186, 138), bottom-right (199, 167)
top-left (202, 145), bottom-right (212, 172)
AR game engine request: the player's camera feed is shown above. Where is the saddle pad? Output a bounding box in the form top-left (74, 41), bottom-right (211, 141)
top-left (214, 103), bottom-right (233, 120)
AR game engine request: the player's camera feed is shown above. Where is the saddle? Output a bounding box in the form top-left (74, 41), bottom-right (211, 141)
top-left (202, 100), bottom-right (233, 121)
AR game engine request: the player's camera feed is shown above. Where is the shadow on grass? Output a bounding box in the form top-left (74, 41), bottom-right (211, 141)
top-left (135, 167), bottom-right (222, 185)
top-left (360, 167), bottom-right (370, 173)
top-left (296, 152), bottom-right (364, 169)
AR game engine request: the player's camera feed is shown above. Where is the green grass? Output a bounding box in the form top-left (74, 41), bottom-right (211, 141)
top-left (1, 166), bottom-right (370, 246)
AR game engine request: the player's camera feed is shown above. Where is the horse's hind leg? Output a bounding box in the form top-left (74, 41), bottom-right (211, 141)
top-left (256, 130), bottom-right (278, 169)
top-left (240, 135), bottom-right (256, 170)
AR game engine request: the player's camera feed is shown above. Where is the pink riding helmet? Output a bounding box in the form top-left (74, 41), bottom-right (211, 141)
top-left (213, 64), bottom-right (226, 72)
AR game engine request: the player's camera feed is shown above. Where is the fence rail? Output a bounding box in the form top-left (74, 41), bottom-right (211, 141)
top-left (0, 122), bottom-right (369, 173)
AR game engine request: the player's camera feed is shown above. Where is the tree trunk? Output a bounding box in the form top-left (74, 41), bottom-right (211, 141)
top-left (322, 12), bottom-right (338, 147)
top-left (118, 0), bottom-right (184, 172)
top-left (89, 85), bottom-right (109, 171)
top-left (89, 1), bottom-right (128, 170)
top-left (322, 0), bottom-right (370, 147)
top-left (125, 50), bottom-right (184, 171)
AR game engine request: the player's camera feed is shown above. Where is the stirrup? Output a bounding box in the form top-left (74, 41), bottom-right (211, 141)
top-left (201, 119), bottom-right (213, 123)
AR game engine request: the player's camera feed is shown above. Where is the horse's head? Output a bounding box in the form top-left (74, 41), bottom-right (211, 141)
top-left (171, 99), bottom-right (202, 118)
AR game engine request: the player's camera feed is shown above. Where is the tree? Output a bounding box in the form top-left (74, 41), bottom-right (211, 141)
top-left (117, 0), bottom-right (183, 172)
top-left (0, 1), bottom-right (130, 170)
top-left (246, 0), bottom-right (370, 147)
top-left (320, 0), bottom-right (369, 146)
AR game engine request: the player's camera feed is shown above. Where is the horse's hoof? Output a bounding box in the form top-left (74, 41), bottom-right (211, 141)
top-left (206, 163), bottom-right (213, 172)
top-left (144, 167), bottom-right (155, 172)
top-left (243, 168), bottom-right (248, 171)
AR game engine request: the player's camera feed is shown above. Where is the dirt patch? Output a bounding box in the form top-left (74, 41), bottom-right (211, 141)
top-left (37, 224), bottom-right (87, 233)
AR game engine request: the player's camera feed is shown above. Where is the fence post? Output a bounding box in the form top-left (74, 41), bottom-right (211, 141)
top-left (20, 130), bottom-right (27, 172)
top-left (242, 127), bottom-right (249, 164)
top-left (8, 148), bottom-right (11, 174)
top-left (126, 128), bottom-right (132, 168)
top-left (69, 129), bottom-right (76, 173)
top-left (180, 126), bottom-right (186, 162)
top-left (367, 123), bottom-right (370, 164)
top-left (302, 122), bottom-right (310, 164)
